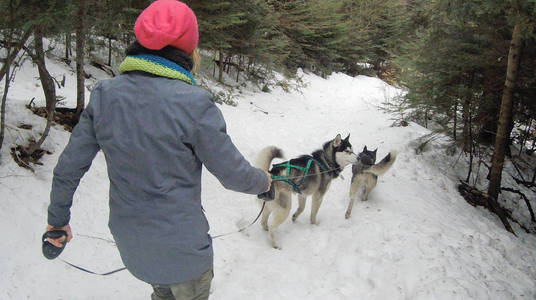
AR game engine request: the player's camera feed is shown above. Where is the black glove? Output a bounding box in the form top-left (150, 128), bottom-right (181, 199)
top-left (257, 181), bottom-right (275, 201)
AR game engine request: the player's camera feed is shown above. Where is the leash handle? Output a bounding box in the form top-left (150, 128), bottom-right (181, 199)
top-left (42, 230), bottom-right (68, 260)
top-left (43, 230), bottom-right (126, 275)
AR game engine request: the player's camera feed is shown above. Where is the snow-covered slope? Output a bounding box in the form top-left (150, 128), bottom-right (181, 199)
top-left (1, 57), bottom-right (535, 299)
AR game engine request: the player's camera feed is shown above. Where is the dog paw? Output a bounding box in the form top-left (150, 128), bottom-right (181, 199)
top-left (271, 242), bottom-right (281, 250)
top-left (345, 212), bottom-right (351, 219)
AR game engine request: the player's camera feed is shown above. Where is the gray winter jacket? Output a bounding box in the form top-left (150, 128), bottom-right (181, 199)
top-left (48, 72), bottom-right (268, 285)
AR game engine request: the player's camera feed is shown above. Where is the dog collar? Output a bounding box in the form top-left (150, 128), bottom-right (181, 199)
top-left (326, 152), bottom-right (340, 178)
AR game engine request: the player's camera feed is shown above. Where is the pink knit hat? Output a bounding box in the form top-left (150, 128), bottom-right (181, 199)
top-left (134, 0), bottom-right (198, 54)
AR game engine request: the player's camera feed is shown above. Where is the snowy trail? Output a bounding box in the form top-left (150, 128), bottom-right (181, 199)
top-left (1, 63), bottom-right (535, 299)
top-left (209, 73), bottom-right (536, 300)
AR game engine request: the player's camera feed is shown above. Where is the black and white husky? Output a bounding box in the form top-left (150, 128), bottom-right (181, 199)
top-left (255, 134), bottom-right (357, 249)
top-left (345, 146), bottom-right (397, 219)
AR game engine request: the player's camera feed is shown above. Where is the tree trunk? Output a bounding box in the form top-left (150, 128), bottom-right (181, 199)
top-left (453, 102), bottom-right (457, 142)
top-left (0, 61), bottom-right (9, 154)
top-left (28, 30), bottom-right (57, 154)
top-left (486, 20), bottom-right (522, 235)
top-left (488, 21), bottom-right (522, 201)
top-left (0, 25), bottom-right (34, 83)
top-left (108, 37), bottom-right (112, 66)
top-left (462, 97), bottom-right (471, 152)
top-left (519, 118), bottom-right (531, 156)
top-left (462, 72), bottom-right (475, 153)
top-left (218, 50), bottom-right (224, 83)
top-left (1, 0), bottom-right (14, 154)
top-left (466, 141), bottom-right (474, 183)
top-left (212, 52), bottom-right (216, 78)
top-left (226, 56), bottom-right (231, 73)
top-left (75, 0), bottom-right (88, 121)
top-left (65, 32), bottom-right (71, 60)
top-left (236, 55), bottom-right (241, 82)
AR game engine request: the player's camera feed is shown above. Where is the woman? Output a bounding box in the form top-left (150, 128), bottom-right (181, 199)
top-left (45, 1), bottom-right (271, 299)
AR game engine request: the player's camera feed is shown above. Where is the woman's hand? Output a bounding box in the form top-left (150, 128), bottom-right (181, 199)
top-left (45, 224), bottom-right (72, 247)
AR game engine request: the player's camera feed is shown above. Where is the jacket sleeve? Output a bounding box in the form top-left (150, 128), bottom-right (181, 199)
top-left (190, 98), bottom-right (268, 195)
top-left (48, 87), bottom-right (101, 227)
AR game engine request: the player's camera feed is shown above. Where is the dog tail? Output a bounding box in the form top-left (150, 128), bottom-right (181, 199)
top-left (367, 151), bottom-right (397, 176)
top-left (255, 146), bottom-right (284, 171)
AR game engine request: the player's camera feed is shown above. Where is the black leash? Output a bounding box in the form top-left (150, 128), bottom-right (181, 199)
top-left (42, 202), bottom-right (267, 276)
top-left (43, 230), bottom-right (127, 276)
top-left (43, 164), bottom-right (349, 275)
top-left (60, 259), bottom-right (127, 275)
top-left (44, 162), bottom-right (352, 275)
top-left (212, 201), bottom-right (266, 239)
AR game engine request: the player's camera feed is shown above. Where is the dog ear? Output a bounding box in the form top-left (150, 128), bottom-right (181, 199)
top-left (373, 148), bottom-right (378, 154)
top-left (363, 145), bottom-right (368, 151)
top-left (344, 134), bottom-right (350, 142)
top-left (333, 134), bottom-right (342, 147)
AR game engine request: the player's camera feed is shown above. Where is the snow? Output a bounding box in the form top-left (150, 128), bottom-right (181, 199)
top-left (1, 55), bottom-right (535, 300)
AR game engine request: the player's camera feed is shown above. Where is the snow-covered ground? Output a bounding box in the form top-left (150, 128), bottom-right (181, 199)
top-left (1, 54), bottom-right (535, 300)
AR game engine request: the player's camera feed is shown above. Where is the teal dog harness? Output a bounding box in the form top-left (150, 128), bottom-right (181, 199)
top-left (271, 156), bottom-right (329, 193)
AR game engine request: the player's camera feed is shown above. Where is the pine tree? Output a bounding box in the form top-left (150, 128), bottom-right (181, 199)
top-left (393, 0), bottom-right (513, 146)
top-left (273, 0), bottom-right (348, 74)
top-left (340, 0), bottom-right (406, 76)
top-left (75, 0), bottom-right (88, 120)
top-left (228, 0), bottom-right (290, 73)
top-left (393, 0), bottom-right (536, 232)
top-left (488, 0), bottom-right (536, 213)
top-left (19, 0), bottom-right (72, 154)
top-left (184, 0), bottom-right (247, 82)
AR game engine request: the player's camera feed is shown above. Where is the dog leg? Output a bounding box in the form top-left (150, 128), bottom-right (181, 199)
top-left (261, 203), bottom-right (271, 231)
top-left (292, 195), bottom-right (307, 222)
top-left (362, 188), bottom-right (371, 201)
top-left (268, 194), bottom-right (291, 249)
top-left (346, 179), bottom-right (361, 219)
top-left (345, 200), bottom-right (354, 219)
top-left (310, 192), bottom-right (325, 225)
top-left (362, 182), bottom-right (375, 201)
top-left (361, 178), bottom-right (377, 201)
top-left (345, 193), bottom-right (356, 219)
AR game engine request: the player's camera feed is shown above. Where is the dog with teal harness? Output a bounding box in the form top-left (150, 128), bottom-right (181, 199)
top-left (255, 134), bottom-right (358, 248)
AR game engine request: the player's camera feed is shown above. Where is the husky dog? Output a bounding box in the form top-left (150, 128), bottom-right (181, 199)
top-left (345, 146), bottom-right (397, 219)
top-left (256, 134), bottom-right (357, 249)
